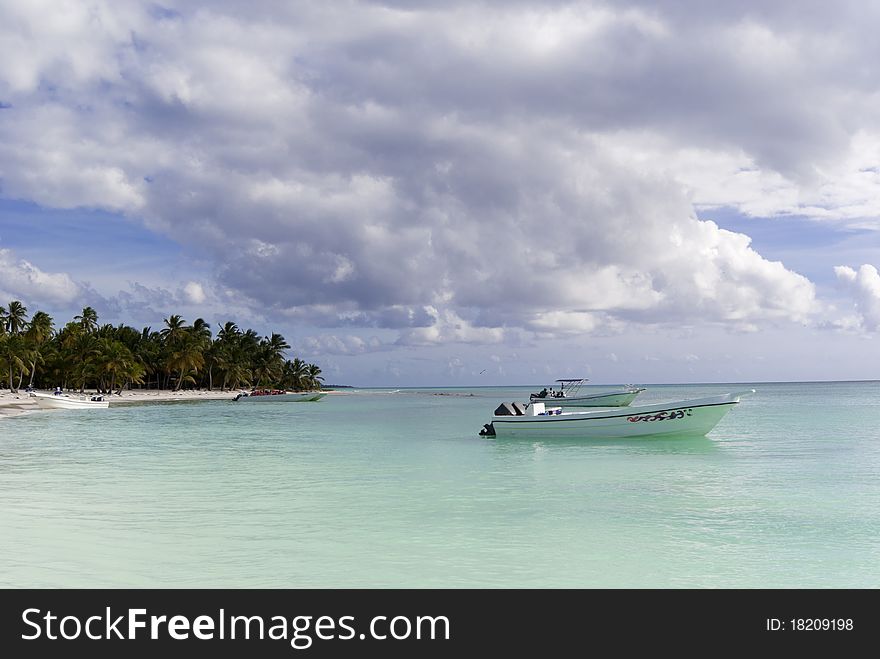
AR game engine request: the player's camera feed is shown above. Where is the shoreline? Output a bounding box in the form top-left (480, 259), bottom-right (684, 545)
top-left (0, 388), bottom-right (338, 418)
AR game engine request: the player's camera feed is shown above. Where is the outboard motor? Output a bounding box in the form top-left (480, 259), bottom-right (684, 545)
top-left (479, 423), bottom-right (496, 437)
top-left (494, 402), bottom-right (517, 416)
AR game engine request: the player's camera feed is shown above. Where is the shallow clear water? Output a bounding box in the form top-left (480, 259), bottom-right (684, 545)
top-left (2, 382), bottom-right (879, 587)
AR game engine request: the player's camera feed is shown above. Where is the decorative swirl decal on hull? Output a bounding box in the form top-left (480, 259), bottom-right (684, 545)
top-left (627, 409), bottom-right (693, 423)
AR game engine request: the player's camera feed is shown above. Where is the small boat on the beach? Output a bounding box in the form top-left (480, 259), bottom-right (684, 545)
top-left (29, 391), bottom-right (110, 410)
top-left (232, 389), bottom-right (327, 402)
top-left (530, 379), bottom-right (645, 407)
top-left (479, 390), bottom-right (754, 439)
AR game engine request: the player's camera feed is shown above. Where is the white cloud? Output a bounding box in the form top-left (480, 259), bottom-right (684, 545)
top-left (0, 247), bottom-right (82, 305)
top-left (834, 264), bottom-right (880, 331)
top-left (1, 0), bottom-right (870, 347)
top-left (397, 308), bottom-right (508, 346)
top-left (596, 130), bottom-right (880, 225)
top-left (182, 281), bottom-right (207, 304)
top-left (300, 334), bottom-right (386, 356)
top-left (107, 280), bottom-right (217, 325)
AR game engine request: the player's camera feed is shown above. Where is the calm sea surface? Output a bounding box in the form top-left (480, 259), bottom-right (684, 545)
top-left (2, 382), bottom-right (879, 588)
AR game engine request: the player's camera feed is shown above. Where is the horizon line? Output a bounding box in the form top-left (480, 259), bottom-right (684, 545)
top-left (340, 378), bottom-right (880, 389)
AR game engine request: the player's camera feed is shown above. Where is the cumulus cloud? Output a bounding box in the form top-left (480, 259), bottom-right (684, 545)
top-left (397, 308), bottom-right (508, 346)
top-left (834, 264), bottom-right (880, 331)
top-left (0, 246), bottom-right (82, 305)
top-left (182, 281), bottom-right (207, 304)
top-left (299, 333), bottom-right (386, 356)
top-left (4, 0), bottom-right (868, 344)
top-left (106, 280), bottom-right (217, 325)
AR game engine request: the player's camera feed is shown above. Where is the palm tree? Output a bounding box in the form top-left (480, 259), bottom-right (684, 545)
top-left (131, 327), bottom-right (164, 390)
top-left (192, 318), bottom-right (211, 338)
top-left (213, 322), bottom-right (240, 391)
top-left (252, 332), bottom-right (291, 387)
top-left (282, 357), bottom-right (309, 391)
top-left (3, 300), bottom-right (28, 334)
top-left (159, 315), bottom-right (190, 389)
top-left (74, 306), bottom-right (99, 334)
top-left (25, 310), bottom-right (54, 387)
top-left (252, 350), bottom-right (277, 388)
top-left (1, 306), bottom-right (324, 394)
top-left (1, 301), bottom-right (31, 390)
top-left (191, 318), bottom-right (212, 388)
top-left (224, 361), bottom-right (251, 391)
top-left (161, 315), bottom-right (188, 344)
top-left (96, 339), bottom-right (144, 394)
top-left (167, 332), bottom-right (205, 391)
top-left (34, 340), bottom-right (62, 390)
top-left (71, 332), bottom-right (100, 392)
top-left (27, 311), bottom-right (54, 343)
top-left (240, 329), bottom-right (260, 354)
top-left (232, 329), bottom-right (261, 389)
top-left (216, 321), bottom-right (240, 343)
top-left (265, 333), bottom-right (290, 358)
top-left (305, 363), bottom-right (324, 391)
top-left (1, 334), bottom-right (30, 392)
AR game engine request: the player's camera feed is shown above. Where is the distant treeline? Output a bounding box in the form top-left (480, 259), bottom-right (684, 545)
top-left (0, 301), bottom-right (323, 394)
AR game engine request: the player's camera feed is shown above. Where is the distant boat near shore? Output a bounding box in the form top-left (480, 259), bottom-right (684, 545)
top-left (232, 389), bottom-right (327, 402)
top-left (29, 391), bottom-right (110, 410)
top-left (530, 379), bottom-right (645, 407)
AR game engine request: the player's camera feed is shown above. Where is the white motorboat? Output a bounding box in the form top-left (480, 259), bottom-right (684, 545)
top-left (29, 391), bottom-right (110, 410)
top-left (232, 389), bottom-right (327, 402)
top-left (530, 379), bottom-right (645, 407)
top-left (480, 390), bottom-right (754, 438)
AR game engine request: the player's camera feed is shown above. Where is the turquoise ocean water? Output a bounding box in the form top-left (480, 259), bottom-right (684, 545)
top-left (1, 381), bottom-right (879, 588)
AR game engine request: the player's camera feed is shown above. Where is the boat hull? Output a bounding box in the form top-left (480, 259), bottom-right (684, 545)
top-left (30, 392), bottom-right (109, 409)
top-left (488, 391), bottom-right (752, 438)
top-left (233, 392), bottom-right (327, 402)
top-left (529, 388), bottom-right (644, 407)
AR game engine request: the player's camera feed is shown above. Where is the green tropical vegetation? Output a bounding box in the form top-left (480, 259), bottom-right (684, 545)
top-left (0, 301), bottom-right (323, 394)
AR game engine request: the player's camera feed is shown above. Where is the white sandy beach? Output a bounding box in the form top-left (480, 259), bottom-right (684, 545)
top-left (0, 388), bottom-right (339, 418)
top-left (0, 392), bottom-right (35, 418)
top-left (0, 388), bottom-right (347, 417)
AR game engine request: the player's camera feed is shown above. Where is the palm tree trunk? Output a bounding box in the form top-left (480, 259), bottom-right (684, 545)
top-left (28, 360), bottom-right (37, 387)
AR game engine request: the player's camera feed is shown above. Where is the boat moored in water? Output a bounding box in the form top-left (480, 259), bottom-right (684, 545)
top-left (233, 389), bottom-right (327, 402)
top-left (480, 390), bottom-right (754, 438)
top-left (29, 391), bottom-right (110, 410)
top-left (530, 379), bottom-right (645, 407)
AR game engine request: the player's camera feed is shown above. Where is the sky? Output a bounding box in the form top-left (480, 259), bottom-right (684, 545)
top-left (2, 0), bottom-right (880, 386)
